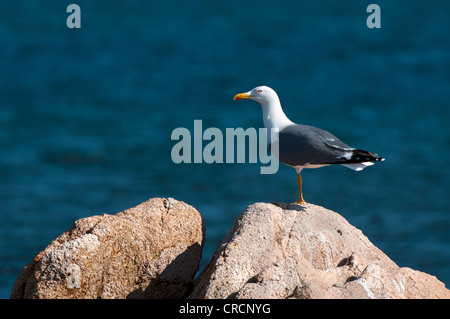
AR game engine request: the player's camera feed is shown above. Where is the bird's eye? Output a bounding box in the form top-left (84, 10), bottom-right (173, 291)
top-left (257, 90), bottom-right (263, 93)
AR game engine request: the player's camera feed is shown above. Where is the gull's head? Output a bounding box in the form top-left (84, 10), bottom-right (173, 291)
top-left (233, 86), bottom-right (279, 106)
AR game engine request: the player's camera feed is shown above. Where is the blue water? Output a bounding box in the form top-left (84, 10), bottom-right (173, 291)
top-left (1, 0), bottom-right (449, 298)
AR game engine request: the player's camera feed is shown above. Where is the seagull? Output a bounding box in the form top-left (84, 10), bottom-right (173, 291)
top-left (233, 85), bottom-right (384, 204)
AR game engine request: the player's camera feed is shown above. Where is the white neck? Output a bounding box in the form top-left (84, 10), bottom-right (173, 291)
top-left (259, 97), bottom-right (293, 131)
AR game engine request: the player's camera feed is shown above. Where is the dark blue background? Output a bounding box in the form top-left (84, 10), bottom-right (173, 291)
top-left (1, 0), bottom-right (449, 298)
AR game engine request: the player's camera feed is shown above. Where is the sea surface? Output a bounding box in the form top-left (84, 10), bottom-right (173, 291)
top-left (1, 0), bottom-right (449, 298)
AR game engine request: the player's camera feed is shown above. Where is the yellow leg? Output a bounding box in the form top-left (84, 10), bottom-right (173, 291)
top-left (295, 172), bottom-right (306, 204)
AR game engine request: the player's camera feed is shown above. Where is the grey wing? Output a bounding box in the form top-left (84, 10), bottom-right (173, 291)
top-left (306, 126), bottom-right (384, 164)
top-left (269, 124), bottom-right (354, 166)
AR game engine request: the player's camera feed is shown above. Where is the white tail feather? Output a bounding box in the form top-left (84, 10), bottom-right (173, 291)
top-left (341, 162), bottom-right (374, 171)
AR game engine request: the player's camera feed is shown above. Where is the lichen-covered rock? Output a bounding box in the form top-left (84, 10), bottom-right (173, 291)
top-left (189, 202), bottom-right (450, 299)
top-left (11, 197), bottom-right (205, 299)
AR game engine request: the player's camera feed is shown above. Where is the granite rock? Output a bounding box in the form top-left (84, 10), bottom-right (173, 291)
top-left (11, 197), bottom-right (205, 299)
top-left (189, 202), bottom-right (450, 299)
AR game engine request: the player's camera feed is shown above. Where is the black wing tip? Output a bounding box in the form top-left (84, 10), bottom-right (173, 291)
top-left (353, 149), bottom-right (385, 163)
top-left (336, 149), bottom-right (385, 164)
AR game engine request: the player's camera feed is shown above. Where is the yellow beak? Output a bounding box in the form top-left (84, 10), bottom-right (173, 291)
top-left (233, 92), bottom-right (251, 100)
